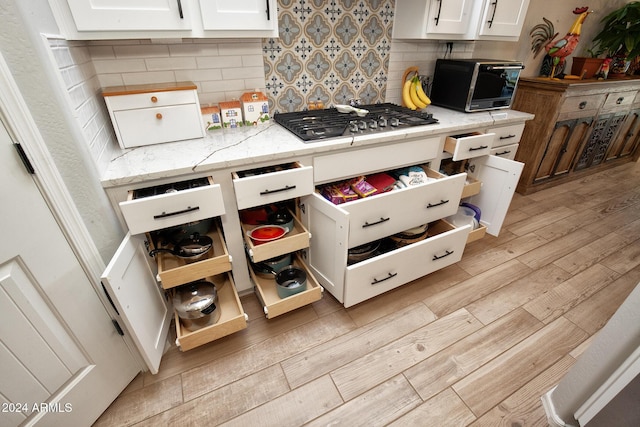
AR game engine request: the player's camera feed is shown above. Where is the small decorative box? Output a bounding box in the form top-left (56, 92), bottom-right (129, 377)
top-left (240, 91), bottom-right (270, 125)
top-left (201, 105), bottom-right (222, 130)
top-left (219, 100), bottom-right (243, 128)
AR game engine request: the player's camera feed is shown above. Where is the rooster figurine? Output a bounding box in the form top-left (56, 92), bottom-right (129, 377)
top-left (531, 7), bottom-right (593, 79)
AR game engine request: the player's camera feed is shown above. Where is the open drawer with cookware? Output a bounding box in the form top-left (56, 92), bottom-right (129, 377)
top-left (248, 252), bottom-right (323, 319)
top-left (344, 220), bottom-right (471, 307)
top-left (119, 176), bottom-right (224, 235)
top-left (232, 162), bottom-right (314, 209)
top-left (149, 220), bottom-right (232, 289)
top-left (172, 272), bottom-right (247, 352)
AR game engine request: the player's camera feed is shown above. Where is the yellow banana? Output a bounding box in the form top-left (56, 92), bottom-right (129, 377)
top-left (414, 78), bottom-right (431, 106)
top-left (409, 78), bottom-right (427, 109)
top-left (402, 79), bottom-right (417, 110)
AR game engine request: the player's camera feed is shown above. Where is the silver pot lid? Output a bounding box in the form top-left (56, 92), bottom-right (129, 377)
top-left (173, 281), bottom-right (217, 319)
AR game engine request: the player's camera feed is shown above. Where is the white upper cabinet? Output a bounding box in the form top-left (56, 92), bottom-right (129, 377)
top-left (392, 0), bottom-right (529, 41)
top-left (200, 0), bottom-right (277, 32)
top-left (48, 0), bottom-right (279, 39)
top-left (477, 0), bottom-right (530, 40)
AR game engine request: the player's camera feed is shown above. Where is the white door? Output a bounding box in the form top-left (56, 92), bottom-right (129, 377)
top-left (478, 0), bottom-right (530, 38)
top-left (199, 0), bottom-right (277, 31)
top-left (0, 119), bottom-right (139, 426)
top-left (66, 0), bottom-right (191, 31)
top-left (426, 0), bottom-right (475, 36)
top-left (466, 155), bottom-right (524, 236)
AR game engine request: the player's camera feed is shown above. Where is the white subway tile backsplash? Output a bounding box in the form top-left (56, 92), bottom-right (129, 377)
top-left (221, 66), bottom-right (263, 80)
top-left (114, 44), bottom-right (170, 58)
top-left (196, 55), bottom-right (242, 69)
top-left (88, 46), bottom-right (116, 59)
top-left (93, 59), bottom-right (147, 74)
top-left (168, 43), bottom-right (220, 57)
top-left (121, 71), bottom-right (176, 85)
top-left (174, 69), bottom-right (223, 82)
top-left (145, 56), bottom-right (197, 71)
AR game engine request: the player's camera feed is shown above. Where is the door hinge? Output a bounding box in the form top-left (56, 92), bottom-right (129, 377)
top-left (112, 319), bottom-right (125, 336)
top-left (13, 143), bottom-right (35, 174)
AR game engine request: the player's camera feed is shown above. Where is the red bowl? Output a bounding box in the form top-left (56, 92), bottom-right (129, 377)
top-left (247, 225), bottom-right (287, 245)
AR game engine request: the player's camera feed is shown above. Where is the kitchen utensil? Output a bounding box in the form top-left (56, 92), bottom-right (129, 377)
top-left (460, 202), bottom-right (481, 222)
top-left (173, 280), bottom-right (221, 331)
top-left (148, 233), bottom-right (213, 262)
top-left (274, 266), bottom-right (308, 298)
top-left (251, 253), bottom-right (292, 279)
top-left (266, 208), bottom-right (294, 232)
top-left (247, 225), bottom-right (288, 245)
top-left (158, 218), bottom-right (214, 242)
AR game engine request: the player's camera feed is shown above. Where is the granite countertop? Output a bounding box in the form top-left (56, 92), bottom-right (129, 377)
top-left (101, 106), bottom-right (534, 188)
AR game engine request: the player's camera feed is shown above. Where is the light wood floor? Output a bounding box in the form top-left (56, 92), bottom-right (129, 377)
top-left (94, 160), bottom-right (640, 427)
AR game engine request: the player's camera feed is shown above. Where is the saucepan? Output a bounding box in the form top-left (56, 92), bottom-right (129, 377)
top-left (148, 233), bottom-right (213, 262)
top-left (258, 263), bottom-right (308, 298)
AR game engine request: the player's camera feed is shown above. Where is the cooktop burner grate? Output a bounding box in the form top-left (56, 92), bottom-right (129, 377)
top-left (274, 103), bottom-right (438, 142)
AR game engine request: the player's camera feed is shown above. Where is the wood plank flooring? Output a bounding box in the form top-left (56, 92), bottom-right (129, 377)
top-left (94, 160), bottom-right (640, 427)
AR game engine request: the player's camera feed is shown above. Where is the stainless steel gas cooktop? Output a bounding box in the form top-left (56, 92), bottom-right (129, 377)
top-left (273, 103), bottom-right (438, 142)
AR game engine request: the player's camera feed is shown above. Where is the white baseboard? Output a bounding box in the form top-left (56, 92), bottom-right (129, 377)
top-left (541, 387), bottom-right (574, 427)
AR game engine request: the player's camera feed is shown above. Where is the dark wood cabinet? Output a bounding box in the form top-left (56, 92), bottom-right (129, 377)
top-left (512, 77), bottom-right (640, 194)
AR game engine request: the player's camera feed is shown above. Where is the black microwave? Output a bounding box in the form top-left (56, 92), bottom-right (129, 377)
top-left (430, 59), bottom-right (524, 112)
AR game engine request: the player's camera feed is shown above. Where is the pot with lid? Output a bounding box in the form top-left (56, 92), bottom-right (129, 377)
top-left (173, 280), bottom-right (221, 331)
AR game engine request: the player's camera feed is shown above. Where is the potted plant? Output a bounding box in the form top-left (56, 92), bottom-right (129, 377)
top-left (571, 46), bottom-right (605, 79)
top-left (591, 1), bottom-right (640, 77)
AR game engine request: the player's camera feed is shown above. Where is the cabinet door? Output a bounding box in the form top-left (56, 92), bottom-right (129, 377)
top-left (576, 113), bottom-right (626, 170)
top-left (66, 0), bottom-right (191, 31)
top-left (200, 0), bottom-right (277, 31)
top-left (606, 110), bottom-right (640, 160)
top-left (426, 0), bottom-right (476, 35)
top-left (477, 0), bottom-right (530, 39)
top-left (535, 117), bottom-right (593, 181)
top-left (300, 194), bottom-right (349, 304)
top-left (101, 233), bottom-right (172, 374)
top-left (466, 155), bottom-right (523, 236)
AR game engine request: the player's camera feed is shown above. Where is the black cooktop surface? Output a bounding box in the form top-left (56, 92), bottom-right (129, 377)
top-left (274, 103), bottom-right (438, 142)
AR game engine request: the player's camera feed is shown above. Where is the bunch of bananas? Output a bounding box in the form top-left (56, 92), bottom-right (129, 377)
top-left (402, 75), bottom-right (431, 110)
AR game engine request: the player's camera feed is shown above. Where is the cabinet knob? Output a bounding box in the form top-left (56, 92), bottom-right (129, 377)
top-left (579, 101), bottom-right (587, 109)
top-left (151, 96), bottom-right (158, 103)
top-left (616, 97), bottom-right (624, 104)
top-left (156, 113), bottom-right (163, 119)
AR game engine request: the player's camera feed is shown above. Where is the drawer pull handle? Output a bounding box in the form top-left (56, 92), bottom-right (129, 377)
top-left (371, 272), bottom-right (397, 285)
top-left (499, 134), bottom-right (516, 140)
top-left (579, 101), bottom-right (587, 109)
top-left (362, 217), bottom-right (390, 228)
top-left (616, 97), bottom-right (624, 104)
top-left (469, 145), bottom-right (489, 151)
top-left (266, 0), bottom-right (270, 20)
top-left (153, 206), bottom-right (200, 219)
top-left (177, 0), bottom-right (183, 19)
top-left (433, 249), bottom-right (454, 261)
top-left (487, 0), bottom-right (498, 28)
top-left (151, 96), bottom-right (158, 103)
top-left (156, 113), bottom-right (163, 119)
top-left (427, 199), bottom-right (449, 208)
top-left (259, 185), bottom-right (296, 195)
top-left (495, 150), bottom-right (511, 156)
top-left (434, 0), bottom-right (442, 25)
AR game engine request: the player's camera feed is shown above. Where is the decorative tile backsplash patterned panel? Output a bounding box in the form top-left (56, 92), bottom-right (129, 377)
top-left (263, 0), bottom-right (395, 113)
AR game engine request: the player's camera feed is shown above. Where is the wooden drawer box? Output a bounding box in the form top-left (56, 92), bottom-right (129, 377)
top-left (559, 94), bottom-right (605, 115)
top-left (444, 132), bottom-right (495, 160)
top-left (119, 177), bottom-right (224, 235)
top-left (103, 81), bottom-right (205, 149)
top-left (313, 137), bottom-right (441, 184)
top-left (343, 220), bottom-right (470, 307)
top-left (488, 123), bottom-right (525, 148)
top-left (232, 162), bottom-right (314, 210)
top-left (249, 253), bottom-right (323, 319)
top-left (490, 143), bottom-right (519, 160)
top-left (242, 210), bottom-right (311, 263)
top-left (602, 91), bottom-right (637, 111)
top-left (174, 273), bottom-right (247, 352)
top-left (154, 223), bottom-right (231, 289)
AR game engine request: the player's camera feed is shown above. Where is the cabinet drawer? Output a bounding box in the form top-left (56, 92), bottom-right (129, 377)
top-left (174, 273), bottom-right (247, 351)
top-left (444, 132), bottom-right (494, 160)
top-left (488, 123), bottom-right (525, 148)
top-left (113, 103), bottom-right (205, 148)
top-left (313, 137), bottom-right (441, 184)
top-left (232, 162), bottom-right (314, 210)
top-left (242, 211), bottom-right (311, 262)
top-left (490, 143), bottom-right (519, 160)
top-left (328, 167), bottom-right (466, 248)
top-left (602, 91), bottom-right (637, 110)
top-left (250, 253), bottom-right (323, 319)
top-left (154, 224), bottom-right (232, 289)
top-left (105, 89), bottom-right (198, 111)
top-left (120, 177), bottom-right (225, 235)
top-left (560, 94), bottom-right (606, 115)
top-left (344, 220), bottom-right (470, 307)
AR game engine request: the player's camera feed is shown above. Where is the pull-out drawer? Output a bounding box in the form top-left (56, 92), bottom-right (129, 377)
top-left (106, 89), bottom-right (198, 110)
top-left (232, 162), bottom-right (314, 210)
top-left (249, 253), bottom-right (323, 319)
top-left (315, 167), bottom-right (466, 248)
top-left (560, 93), bottom-right (606, 115)
top-left (242, 210), bottom-right (311, 262)
top-left (602, 91), bottom-right (637, 111)
top-left (490, 143), bottom-right (519, 160)
top-left (153, 223), bottom-right (232, 289)
top-left (313, 137), bottom-right (441, 184)
top-left (488, 123), bottom-right (525, 148)
top-left (444, 132), bottom-right (495, 160)
top-left (119, 177), bottom-right (225, 235)
top-left (113, 103), bottom-right (205, 148)
top-left (174, 272), bottom-right (247, 352)
top-left (343, 221), bottom-right (470, 307)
